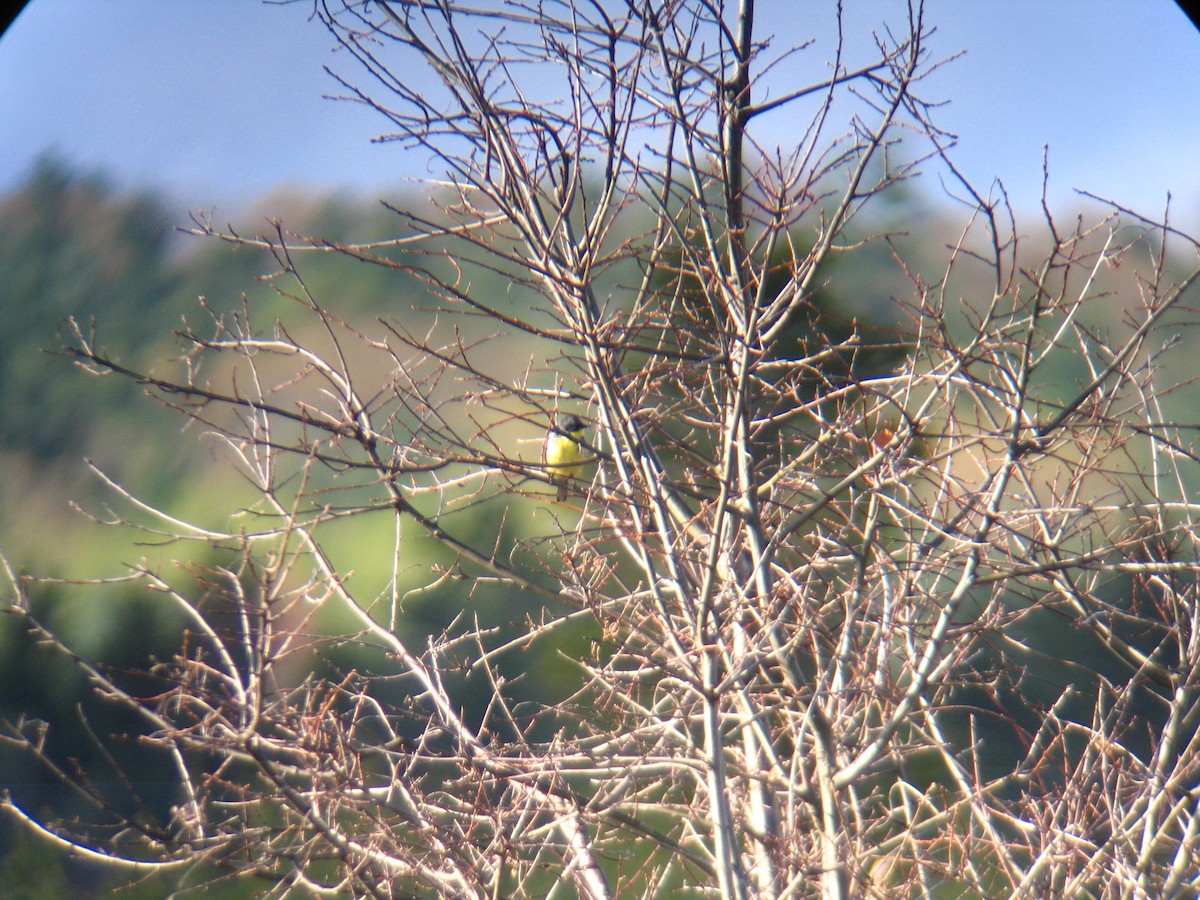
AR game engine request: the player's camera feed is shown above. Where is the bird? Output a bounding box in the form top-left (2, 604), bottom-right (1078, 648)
top-left (544, 414), bottom-right (586, 500)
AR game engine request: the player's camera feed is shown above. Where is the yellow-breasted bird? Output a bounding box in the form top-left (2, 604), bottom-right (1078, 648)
top-left (544, 414), bottom-right (586, 500)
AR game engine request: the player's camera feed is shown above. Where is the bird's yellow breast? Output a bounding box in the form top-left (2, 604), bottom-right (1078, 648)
top-left (545, 428), bottom-right (585, 481)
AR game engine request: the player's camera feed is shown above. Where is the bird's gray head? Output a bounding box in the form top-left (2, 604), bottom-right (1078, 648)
top-left (558, 414), bottom-right (584, 433)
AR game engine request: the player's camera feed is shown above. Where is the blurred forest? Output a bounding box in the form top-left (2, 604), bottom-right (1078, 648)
top-left (1, 154), bottom-right (1196, 895)
top-left (0, 158), bottom-right (446, 894)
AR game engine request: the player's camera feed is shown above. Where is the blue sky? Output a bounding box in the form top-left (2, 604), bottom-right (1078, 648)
top-left (2, 1), bottom-right (1199, 229)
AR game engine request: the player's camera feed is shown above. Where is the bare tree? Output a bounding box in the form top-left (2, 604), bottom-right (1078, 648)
top-left (5, 1), bottom-right (1200, 897)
